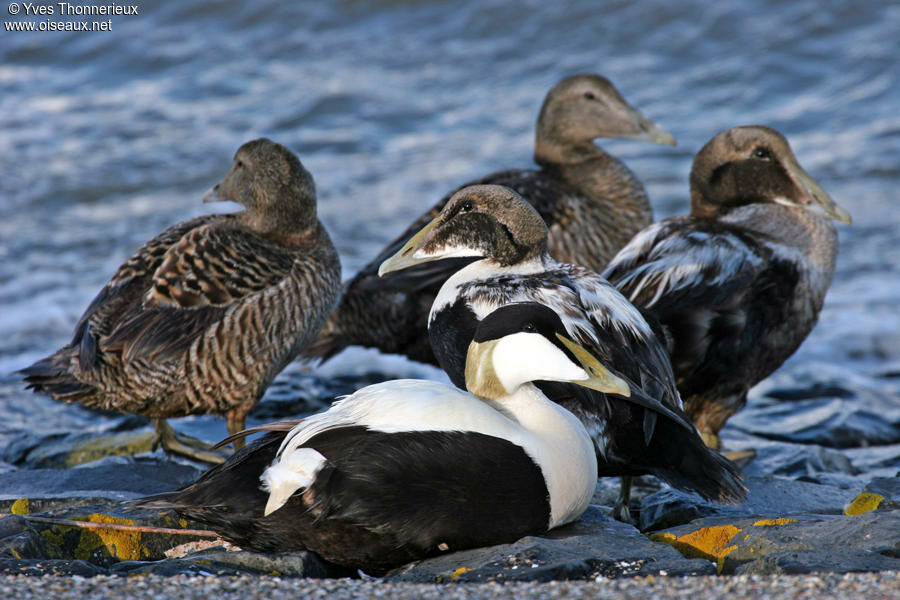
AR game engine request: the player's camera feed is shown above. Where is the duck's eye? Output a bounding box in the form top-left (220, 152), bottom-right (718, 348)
top-left (583, 92), bottom-right (596, 100)
top-left (236, 159), bottom-right (244, 168)
top-left (461, 201), bottom-right (474, 213)
top-left (752, 147), bottom-right (771, 160)
top-left (521, 322), bottom-right (536, 333)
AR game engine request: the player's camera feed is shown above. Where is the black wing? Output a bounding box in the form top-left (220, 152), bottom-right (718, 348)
top-left (602, 218), bottom-right (791, 396)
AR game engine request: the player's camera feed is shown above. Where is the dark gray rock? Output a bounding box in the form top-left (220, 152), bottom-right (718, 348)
top-left (3, 430), bottom-right (158, 469)
top-left (651, 509), bottom-right (900, 574)
top-left (0, 521), bottom-right (65, 561)
top-left (108, 557), bottom-right (249, 577)
top-left (0, 459), bottom-right (202, 509)
top-left (639, 476), bottom-right (861, 532)
top-left (0, 558), bottom-right (107, 577)
top-left (735, 548), bottom-right (900, 575)
top-left (862, 477), bottom-right (900, 510)
top-left (111, 550), bottom-right (355, 578)
top-left (0, 515), bottom-right (28, 540)
top-left (1, 499), bottom-right (213, 564)
top-left (740, 442), bottom-right (858, 479)
top-left (389, 505), bottom-right (715, 583)
top-left (730, 366), bottom-right (900, 447)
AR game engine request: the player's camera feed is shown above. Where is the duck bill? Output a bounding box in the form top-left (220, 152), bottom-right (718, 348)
top-left (201, 185), bottom-right (225, 204)
top-left (777, 159), bottom-right (852, 225)
top-left (377, 216), bottom-right (442, 276)
top-left (556, 334), bottom-right (631, 397)
top-left (617, 106), bottom-right (677, 147)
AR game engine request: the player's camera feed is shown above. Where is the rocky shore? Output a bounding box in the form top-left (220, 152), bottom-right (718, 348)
top-left (1, 368), bottom-right (897, 584)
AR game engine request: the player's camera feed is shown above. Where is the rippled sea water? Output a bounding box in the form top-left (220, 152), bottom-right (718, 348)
top-left (1, 1), bottom-right (898, 465)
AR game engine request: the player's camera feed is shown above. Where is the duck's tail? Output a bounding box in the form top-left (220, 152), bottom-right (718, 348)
top-left (17, 350), bottom-right (97, 402)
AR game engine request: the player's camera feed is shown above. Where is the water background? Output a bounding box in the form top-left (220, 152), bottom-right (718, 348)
top-left (1, 1), bottom-right (898, 465)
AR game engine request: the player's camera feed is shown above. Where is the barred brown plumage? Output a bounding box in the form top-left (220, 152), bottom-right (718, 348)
top-left (18, 138), bottom-right (341, 463)
top-left (305, 74), bottom-right (676, 365)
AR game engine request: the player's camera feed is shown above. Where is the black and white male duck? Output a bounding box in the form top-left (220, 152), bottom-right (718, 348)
top-left (305, 74), bottom-right (675, 365)
top-left (378, 185), bottom-right (746, 520)
top-left (19, 139), bottom-right (341, 462)
top-left (602, 125), bottom-right (852, 451)
top-left (137, 303), bottom-right (626, 575)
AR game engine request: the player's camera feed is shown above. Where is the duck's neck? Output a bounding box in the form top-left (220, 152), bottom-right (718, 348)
top-left (432, 254), bottom-right (552, 319)
top-left (534, 137), bottom-right (605, 166)
top-left (488, 383), bottom-right (597, 528)
top-left (724, 204), bottom-right (838, 275)
top-left (535, 143), bottom-right (653, 267)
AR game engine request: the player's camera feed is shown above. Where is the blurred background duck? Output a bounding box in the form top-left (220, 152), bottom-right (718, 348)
top-left (136, 303), bottom-right (624, 575)
top-left (602, 126), bottom-right (852, 453)
top-left (19, 139), bottom-right (341, 463)
top-left (305, 73), bottom-right (676, 365)
top-left (379, 184), bottom-right (746, 521)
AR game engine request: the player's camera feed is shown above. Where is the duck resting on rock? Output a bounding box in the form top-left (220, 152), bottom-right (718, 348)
top-left (602, 125), bottom-right (852, 452)
top-left (305, 73), bottom-right (675, 365)
top-left (136, 302), bottom-right (626, 575)
top-left (19, 138), bottom-right (341, 463)
top-left (378, 184), bottom-right (746, 521)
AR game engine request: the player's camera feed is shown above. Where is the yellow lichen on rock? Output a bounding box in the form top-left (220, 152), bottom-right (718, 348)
top-left (650, 525), bottom-right (742, 574)
top-left (10, 498), bottom-right (30, 515)
top-left (451, 567), bottom-right (473, 580)
top-left (71, 513), bottom-right (147, 561)
top-left (752, 518), bottom-right (797, 526)
top-left (844, 493), bottom-right (885, 516)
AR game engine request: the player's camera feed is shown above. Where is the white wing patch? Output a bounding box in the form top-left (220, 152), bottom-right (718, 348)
top-left (431, 257), bottom-right (547, 321)
top-left (605, 224), bottom-right (764, 308)
top-left (261, 448), bottom-right (327, 516)
top-left (433, 253), bottom-right (655, 350)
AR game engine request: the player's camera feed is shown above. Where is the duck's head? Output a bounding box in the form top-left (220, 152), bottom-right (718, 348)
top-left (202, 138), bottom-right (319, 234)
top-left (535, 74), bottom-right (675, 163)
top-left (378, 185), bottom-right (548, 275)
top-left (689, 126), bottom-right (851, 224)
top-left (464, 303), bottom-right (631, 401)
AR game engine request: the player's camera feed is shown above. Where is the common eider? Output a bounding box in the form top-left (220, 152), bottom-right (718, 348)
top-left (19, 138), bottom-right (341, 462)
top-left (306, 74), bottom-right (676, 365)
top-left (602, 125), bottom-right (852, 451)
top-left (378, 184), bottom-right (746, 520)
top-left (136, 303), bottom-right (622, 575)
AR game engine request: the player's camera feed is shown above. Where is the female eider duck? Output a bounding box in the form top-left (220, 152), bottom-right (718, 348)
top-left (136, 303), bottom-right (624, 575)
top-left (378, 184), bottom-right (746, 520)
top-left (602, 126), bottom-right (852, 451)
top-left (19, 138), bottom-right (341, 462)
top-left (305, 73), bottom-right (676, 365)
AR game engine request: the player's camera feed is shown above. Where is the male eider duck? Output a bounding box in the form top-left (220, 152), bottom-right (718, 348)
top-left (378, 184), bottom-right (746, 520)
top-left (306, 73), bottom-right (676, 365)
top-left (19, 139), bottom-right (341, 462)
top-left (136, 303), bottom-right (623, 575)
top-left (602, 125), bottom-right (852, 451)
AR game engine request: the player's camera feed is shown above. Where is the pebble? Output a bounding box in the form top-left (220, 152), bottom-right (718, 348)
top-left (0, 572), bottom-right (898, 600)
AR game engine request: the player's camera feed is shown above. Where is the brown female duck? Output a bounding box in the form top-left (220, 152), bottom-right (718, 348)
top-left (19, 139), bottom-right (341, 462)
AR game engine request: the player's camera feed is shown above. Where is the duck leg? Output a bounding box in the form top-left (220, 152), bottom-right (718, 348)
top-left (226, 407), bottom-right (251, 450)
top-left (693, 396), bottom-right (757, 466)
top-left (612, 475), bottom-right (634, 523)
top-left (152, 418), bottom-right (226, 464)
